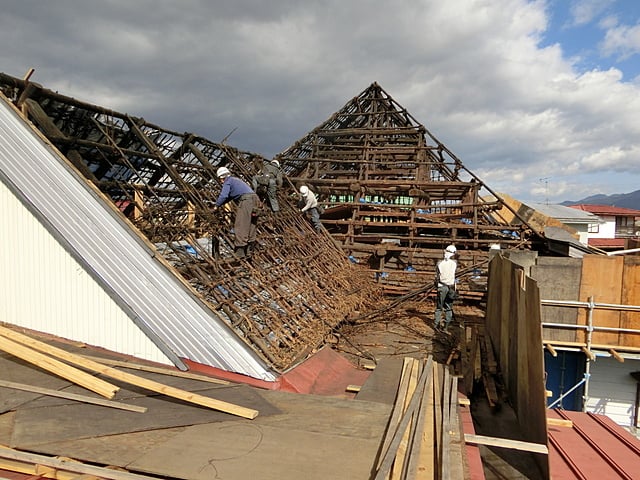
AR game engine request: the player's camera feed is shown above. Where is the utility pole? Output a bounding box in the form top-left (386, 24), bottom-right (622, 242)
top-left (539, 177), bottom-right (550, 205)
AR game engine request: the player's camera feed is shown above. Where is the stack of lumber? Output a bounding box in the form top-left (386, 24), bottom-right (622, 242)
top-left (0, 324), bottom-right (257, 418)
top-left (371, 356), bottom-right (467, 480)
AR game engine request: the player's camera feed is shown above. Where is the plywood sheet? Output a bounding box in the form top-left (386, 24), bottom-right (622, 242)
top-left (355, 356), bottom-right (403, 405)
top-left (11, 384), bottom-right (279, 447)
top-left (130, 419), bottom-right (385, 480)
top-left (621, 256), bottom-right (640, 348)
top-left (578, 255), bottom-right (623, 345)
top-left (531, 258), bottom-right (582, 343)
top-left (0, 353), bottom-right (74, 413)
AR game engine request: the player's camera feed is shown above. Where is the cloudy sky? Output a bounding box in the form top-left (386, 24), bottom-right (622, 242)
top-left (2, 0), bottom-right (639, 204)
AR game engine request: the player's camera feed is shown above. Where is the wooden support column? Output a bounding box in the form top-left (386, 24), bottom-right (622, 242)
top-left (545, 343), bottom-right (557, 357)
top-left (608, 348), bottom-right (624, 363)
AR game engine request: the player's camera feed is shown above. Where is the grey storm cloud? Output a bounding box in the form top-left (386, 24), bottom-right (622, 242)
top-left (2, 0), bottom-right (640, 203)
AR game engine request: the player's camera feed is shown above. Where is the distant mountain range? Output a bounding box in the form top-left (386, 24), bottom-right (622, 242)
top-left (561, 189), bottom-right (640, 210)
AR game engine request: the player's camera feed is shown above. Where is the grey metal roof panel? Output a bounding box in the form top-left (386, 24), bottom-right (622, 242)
top-left (0, 96), bottom-right (275, 381)
top-left (532, 203), bottom-right (603, 223)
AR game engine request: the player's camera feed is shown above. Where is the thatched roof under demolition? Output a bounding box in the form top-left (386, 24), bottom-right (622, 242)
top-left (0, 71), bottom-right (380, 377)
top-left (278, 82), bottom-right (549, 294)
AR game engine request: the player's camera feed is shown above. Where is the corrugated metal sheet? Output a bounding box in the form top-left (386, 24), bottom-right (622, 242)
top-left (0, 96), bottom-right (275, 381)
top-left (0, 180), bottom-right (172, 363)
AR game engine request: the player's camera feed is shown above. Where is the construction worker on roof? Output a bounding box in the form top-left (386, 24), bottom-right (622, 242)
top-left (251, 157), bottom-right (283, 212)
top-left (213, 166), bottom-right (259, 258)
top-left (298, 185), bottom-right (323, 233)
top-left (435, 244), bottom-right (458, 331)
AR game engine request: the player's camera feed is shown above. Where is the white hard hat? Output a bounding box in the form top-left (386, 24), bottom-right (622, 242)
top-left (445, 245), bottom-right (457, 253)
top-left (271, 159), bottom-right (280, 168)
top-left (216, 166), bottom-right (230, 178)
top-left (299, 185), bottom-right (309, 195)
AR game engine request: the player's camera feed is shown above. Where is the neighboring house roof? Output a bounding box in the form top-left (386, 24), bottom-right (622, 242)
top-left (588, 237), bottom-right (626, 249)
top-left (532, 203), bottom-right (603, 224)
top-left (570, 204), bottom-right (640, 217)
top-left (0, 94), bottom-right (276, 380)
top-left (547, 409), bottom-right (640, 478)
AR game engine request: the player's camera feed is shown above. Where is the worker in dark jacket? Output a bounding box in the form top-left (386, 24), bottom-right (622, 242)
top-left (214, 166), bottom-right (259, 258)
top-left (252, 158), bottom-right (283, 212)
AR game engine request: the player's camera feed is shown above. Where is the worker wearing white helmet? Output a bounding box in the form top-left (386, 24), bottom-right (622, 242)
top-left (251, 157), bottom-right (283, 212)
top-left (435, 244), bottom-right (458, 331)
top-left (214, 166), bottom-right (259, 258)
top-left (298, 185), bottom-right (322, 233)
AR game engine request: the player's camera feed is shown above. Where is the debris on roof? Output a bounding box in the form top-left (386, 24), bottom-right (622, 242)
top-left (278, 82), bottom-right (549, 295)
top-left (0, 71), bottom-right (381, 374)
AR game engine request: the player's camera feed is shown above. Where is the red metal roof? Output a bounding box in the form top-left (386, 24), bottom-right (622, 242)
top-left (547, 409), bottom-right (640, 479)
top-left (570, 204), bottom-right (640, 216)
top-left (587, 237), bottom-right (626, 248)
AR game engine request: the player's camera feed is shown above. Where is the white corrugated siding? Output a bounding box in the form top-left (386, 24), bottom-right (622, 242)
top-left (0, 96), bottom-right (274, 380)
top-left (585, 356), bottom-right (639, 429)
top-left (0, 181), bottom-right (171, 363)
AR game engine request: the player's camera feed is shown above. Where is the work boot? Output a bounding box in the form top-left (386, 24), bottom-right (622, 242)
top-left (246, 242), bottom-right (255, 256)
top-left (234, 246), bottom-right (246, 258)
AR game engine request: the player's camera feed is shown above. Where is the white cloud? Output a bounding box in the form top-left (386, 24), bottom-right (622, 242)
top-left (568, 0), bottom-right (615, 27)
top-left (0, 0), bottom-right (639, 203)
top-left (600, 21), bottom-right (640, 60)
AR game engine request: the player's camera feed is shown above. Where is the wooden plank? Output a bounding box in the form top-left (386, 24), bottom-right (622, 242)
top-left (373, 358), bottom-right (433, 480)
top-left (463, 434), bottom-right (548, 454)
top-left (390, 358), bottom-right (419, 479)
top-left (432, 362), bottom-right (443, 475)
top-left (447, 377), bottom-right (466, 480)
top-left (0, 444), bottom-right (159, 480)
top-left (547, 418), bottom-right (573, 428)
top-left (405, 360), bottom-right (434, 480)
top-left (0, 326), bottom-right (258, 419)
top-left (376, 357), bottom-right (413, 471)
top-left (441, 368), bottom-right (451, 480)
top-left (524, 276), bottom-right (550, 478)
top-left (579, 255), bottom-right (623, 345)
top-left (531, 258), bottom-right (582, 343)
top-left (0, 335), bottom-right (118, 399)
top-left (0, 380), bottom-right (146, 413)
top-left (621, 256), bottom-right (640, 348)
top-left (80, 355), bottom-right (230, 385)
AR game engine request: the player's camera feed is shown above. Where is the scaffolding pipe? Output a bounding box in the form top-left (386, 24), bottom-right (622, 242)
top-left (606, 248), bottom-right (640, 256)
top-left (541, 299), bottom-right (640, 312)
top-left (541, 323), bottom-right (640, 335)
top-left (584, 296), bottom-right (594, 411)
top-left (548, 373), bottom-right (590, 409)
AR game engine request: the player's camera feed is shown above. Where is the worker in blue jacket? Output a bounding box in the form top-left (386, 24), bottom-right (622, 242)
top-left (214, 167), bottom-right (259, 258)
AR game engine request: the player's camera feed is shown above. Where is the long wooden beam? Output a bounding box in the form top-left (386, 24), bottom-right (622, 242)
top-left (463, 434), bottom-right (549, 454)
top-left (0, 335), bottom-right (118, 399)
top-left (0, 380), bottom-right (145, 413)
top-left (80, 355), bottom-right (230, 385)
top-left (0, 444), bottom-right (158, 480)
top-left (0, 326), bottom-right (259, 419)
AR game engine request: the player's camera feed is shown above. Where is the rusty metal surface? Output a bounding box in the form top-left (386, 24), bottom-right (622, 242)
top-left (0, 72), bottom-right (381, 372)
